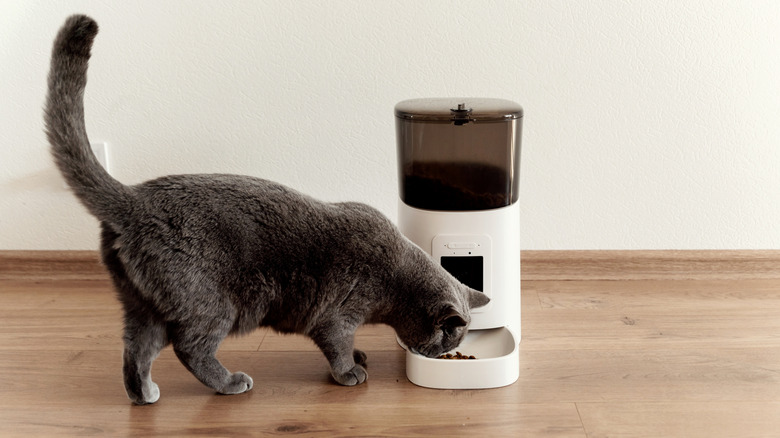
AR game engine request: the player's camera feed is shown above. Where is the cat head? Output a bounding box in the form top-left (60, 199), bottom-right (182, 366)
top-left (405, 285), bottom-right (489, 358)
top-left (390, 252), bottom-right (490, 358)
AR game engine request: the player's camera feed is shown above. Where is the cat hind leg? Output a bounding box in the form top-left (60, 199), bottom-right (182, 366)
top-left (122, 315), bottom-right (168, 405)
top-left (101, 237), bottom-right (168, 405)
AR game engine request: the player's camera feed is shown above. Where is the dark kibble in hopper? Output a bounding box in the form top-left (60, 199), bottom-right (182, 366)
top-left (401, 162), bottom-right (511, 211)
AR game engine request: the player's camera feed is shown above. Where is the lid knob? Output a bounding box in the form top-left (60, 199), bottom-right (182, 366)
top-left (450, 103), bottom-right (472, 125)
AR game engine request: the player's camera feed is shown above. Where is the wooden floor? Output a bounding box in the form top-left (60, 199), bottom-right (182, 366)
top-left (1, 252), bottom-right (780, 437)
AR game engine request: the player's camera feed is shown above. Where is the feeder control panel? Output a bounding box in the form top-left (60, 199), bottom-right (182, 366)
top-left (432, 234), bottom-right (492, 313)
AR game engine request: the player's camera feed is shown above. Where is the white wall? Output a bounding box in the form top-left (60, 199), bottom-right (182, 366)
top-left (1, 1), bottom-right (779, 250)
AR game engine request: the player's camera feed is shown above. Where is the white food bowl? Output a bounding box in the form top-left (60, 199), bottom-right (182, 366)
top-left (401, 326), bottom-right (519, 389)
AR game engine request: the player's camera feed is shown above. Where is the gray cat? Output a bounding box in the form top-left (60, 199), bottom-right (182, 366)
top-left (44, 15), bottom-right (489, 405)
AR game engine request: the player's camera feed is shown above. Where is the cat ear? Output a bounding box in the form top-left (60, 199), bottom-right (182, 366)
top-left (468, 288), bottom-right (490, 309)
top-left (436, 306), bottom-right (468, 329)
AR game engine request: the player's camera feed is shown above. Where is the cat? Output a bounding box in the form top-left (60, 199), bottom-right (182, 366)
top-left (44, 15), bottom-right (489, 405)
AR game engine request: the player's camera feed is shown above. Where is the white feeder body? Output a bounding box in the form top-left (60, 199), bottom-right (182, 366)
top-left (395, 98), bottom-right (523, 389)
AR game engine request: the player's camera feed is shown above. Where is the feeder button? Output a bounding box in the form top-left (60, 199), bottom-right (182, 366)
top-left (447, 242), bottom-right (477, 249)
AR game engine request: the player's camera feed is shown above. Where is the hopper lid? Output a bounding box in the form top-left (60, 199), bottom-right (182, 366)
top-left (394, 98), bottom-right (523, 123)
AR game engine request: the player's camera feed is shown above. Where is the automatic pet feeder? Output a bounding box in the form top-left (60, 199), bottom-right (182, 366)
top-left (395, 98), bottom-right (522, 389)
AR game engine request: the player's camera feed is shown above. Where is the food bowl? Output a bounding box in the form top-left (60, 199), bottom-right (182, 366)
top-left (401, 326), bottom-right (519, 389)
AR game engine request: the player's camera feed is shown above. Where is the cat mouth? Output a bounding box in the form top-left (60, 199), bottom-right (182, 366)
top-left (409, 346), bottom-right (441, 358)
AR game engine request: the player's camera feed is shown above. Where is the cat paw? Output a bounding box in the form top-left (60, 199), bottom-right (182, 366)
top-left (128, 382), bottom-right (160, 405)
top-left (218, 372), bottom-right (253, 395)
top-left (353, 349), bottom-right (367, 367)
top-left (333, 364), bottom-right (367, 386)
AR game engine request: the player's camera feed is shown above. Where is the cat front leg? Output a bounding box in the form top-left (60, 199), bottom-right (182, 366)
top-left (169, 324), bottom-right (253, 395)
top-left (310, 323), bottom-right (367, 386)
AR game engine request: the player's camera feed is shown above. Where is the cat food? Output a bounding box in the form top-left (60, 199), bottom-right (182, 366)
top-left (400, 162), bottom-right (513, 211)
top-left (437, 351), bottom-right (477, 360)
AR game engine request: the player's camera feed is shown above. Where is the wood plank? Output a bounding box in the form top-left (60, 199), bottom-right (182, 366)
top-left (0, 349), bottom-right (585, 437)
top-left (5, 249), bottom-right (780, 281)
top-left (0, 280), bottom-right (263, 352)
top-left (521, 250), bottom-right (780, 280)
top-left (522, 309), bottom-right (780, 351)
top-left (257, 324), bottom-right (400, 353)
top-left (512, 347), bottom-right (780, 403)
top-left (0, 403), bottom-right (586, 437)
top-left (0, 402), bottom-right (586, 437)
top-left (0, 250), bottom-right (106, 281)
top-left (522, 279), bottom-right (780, 350)
top-left (527, 279), bottom-right (780, 310)
top-left (577, 402), bottom-right (780, 438)
top-left (2, 345), bottom-right (778, 434)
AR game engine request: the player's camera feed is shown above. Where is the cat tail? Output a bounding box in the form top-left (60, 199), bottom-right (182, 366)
top-left (44, 15), bottom-right (135, 230)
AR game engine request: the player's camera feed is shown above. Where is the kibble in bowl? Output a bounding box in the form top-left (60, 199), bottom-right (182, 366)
top-left (437, 351), bottom-right (477, 360)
